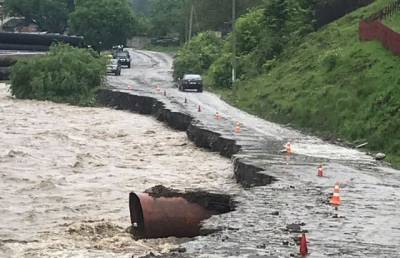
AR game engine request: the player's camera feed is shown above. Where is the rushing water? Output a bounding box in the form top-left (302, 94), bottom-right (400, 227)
top-left (0, 83), bottom-right (238, 257)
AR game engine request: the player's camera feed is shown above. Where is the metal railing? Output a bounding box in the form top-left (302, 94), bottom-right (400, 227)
top-left (366, 0), bottom-right (400, 21)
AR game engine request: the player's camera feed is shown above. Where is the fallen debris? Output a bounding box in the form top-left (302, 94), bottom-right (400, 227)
top-left (356, 142), bottom-right (368, 148)
top-left (375, 152), bottom-right (386, 160)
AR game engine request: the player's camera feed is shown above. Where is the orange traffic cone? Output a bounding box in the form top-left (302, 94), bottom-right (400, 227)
top-left (215, 112), bottom-right (221, 120)
top-left (330, 182), bottom-right (341, 206)
top-left (286, 142), bottom-right (292, 155)
top-left (317, 165), bottom-right (324, 177)
top-left (235, 122), bottom-right (241, 133)
top-left (198, 105), bottom-right (202, 112)
top-left (299, 233), bottom-right (308, 257)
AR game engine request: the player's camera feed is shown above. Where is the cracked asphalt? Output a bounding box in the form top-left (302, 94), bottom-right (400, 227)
top-left (107, 49), bottom-right (400, 257)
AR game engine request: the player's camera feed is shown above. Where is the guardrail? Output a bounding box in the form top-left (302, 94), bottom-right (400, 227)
top-left (359, 0), bottom-right (400, 56)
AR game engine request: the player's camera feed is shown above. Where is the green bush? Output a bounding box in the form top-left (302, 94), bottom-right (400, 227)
top-left (203, 1), bottom-right (315, 89)
top-left (10, 44), bottom-right (106, 106)
top-left (173, 31), bottom-right (223, 80)
top-left (206, 51), bottom-right (233, 88)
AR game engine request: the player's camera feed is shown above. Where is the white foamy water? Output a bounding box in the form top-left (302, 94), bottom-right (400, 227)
top-left (0, 83), bottom-right (237, 257)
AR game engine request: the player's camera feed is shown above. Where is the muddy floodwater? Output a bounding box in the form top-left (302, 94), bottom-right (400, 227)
top-left (0, 83), bottom-right (238, 257)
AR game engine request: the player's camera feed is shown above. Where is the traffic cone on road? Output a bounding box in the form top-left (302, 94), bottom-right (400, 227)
top-left (317, 165), bottom-right (324, 177)
top-left (286, 142), bottom-right (292, 155)
top-left (330, 182), bottom-right (341, 207)
top-left (215, 112), bottom-right (221, 120)
top-left (198, 105), bottom-right (202, 112)
top-left (299, 233), bottom-right (308, 257)
top-left (235, 122), bottom-right (241, 133)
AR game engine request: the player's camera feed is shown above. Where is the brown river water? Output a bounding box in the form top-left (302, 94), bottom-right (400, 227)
top-left (0, 83), bottom-right (238, 257)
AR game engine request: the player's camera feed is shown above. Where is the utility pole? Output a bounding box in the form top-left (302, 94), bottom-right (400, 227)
top-left (232, 0), bottom-right (236, 84)
top-left (188, 2), bottom-right (194, 41)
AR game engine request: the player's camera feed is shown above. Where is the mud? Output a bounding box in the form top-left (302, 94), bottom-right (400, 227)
top-left (0, 83), bottom-right (238, 257)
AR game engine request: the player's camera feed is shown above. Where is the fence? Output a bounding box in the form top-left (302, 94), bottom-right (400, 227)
top-left (359, 0), bottom-right (400, 56)
top-left (359, 20), bottom-right (400, 55)
top-left (366, 0), bottom-right (400, 21)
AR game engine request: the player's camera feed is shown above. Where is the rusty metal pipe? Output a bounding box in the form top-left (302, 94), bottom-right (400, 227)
top-left (129, 192), bottom-right (215, 238)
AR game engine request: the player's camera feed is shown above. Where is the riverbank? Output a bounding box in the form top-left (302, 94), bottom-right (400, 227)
top-left (0, 83), bottom-right (237, 257)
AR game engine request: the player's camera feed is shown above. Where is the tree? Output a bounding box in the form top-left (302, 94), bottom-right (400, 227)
top-left (173, 31), bottom-right (223, 79)
top-left (69, 0), bottom-right (139, 50)
top-left (147, 0), bottom-right (263, 41)
top-left (148, 0), bottom-right (187, 39)
top-left (130, 0), bottom-right (150, 15)
top-left (4, 0), bottom-right (70, 33)
top-left (192, 0), bottom-right (263, 33)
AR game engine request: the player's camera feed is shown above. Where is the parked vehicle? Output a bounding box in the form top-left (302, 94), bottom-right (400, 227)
top-left (107, 59), bottom-right (121, 76)
top-left (178, 74), bottom-right (203, 92)
top-left (115, 50), bottom-right (131, 68)
top-left (111, 45), bottom-right (124, 56)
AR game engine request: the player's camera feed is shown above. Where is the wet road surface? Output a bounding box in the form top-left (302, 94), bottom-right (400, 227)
top-left (107, 50), bottom-right (400, 257)
top-left (0, 83), bottom-right (238, 257)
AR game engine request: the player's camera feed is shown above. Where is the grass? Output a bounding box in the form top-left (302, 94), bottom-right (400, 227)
top-left (214, 0), bottom-right (400, 166)
top-left (384, 11), bottom-right (400, 32)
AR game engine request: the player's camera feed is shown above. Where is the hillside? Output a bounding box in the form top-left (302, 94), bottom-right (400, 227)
top-left (220, 0), bottom-right (400, 165)
top-left (384, 11), bottom-right (400, 32)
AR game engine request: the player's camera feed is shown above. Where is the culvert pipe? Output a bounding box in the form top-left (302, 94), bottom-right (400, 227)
top-left (129, 192), bottom-right (215, 239)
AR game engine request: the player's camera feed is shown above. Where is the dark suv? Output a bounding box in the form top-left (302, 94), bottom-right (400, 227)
top-left (115, 51), bottom-right (131, 68)
top-left (178, 74), bottom-right (203, 92)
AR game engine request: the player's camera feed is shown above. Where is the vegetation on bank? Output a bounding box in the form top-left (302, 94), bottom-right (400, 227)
top-left (384, 11), bottom-right (400, 32)
top-left (173, 0), bottom-right (400, 165)
top-left (10, 44), bottom-right (106, 106)
top-left (173, 32), bottom-right (223, 80)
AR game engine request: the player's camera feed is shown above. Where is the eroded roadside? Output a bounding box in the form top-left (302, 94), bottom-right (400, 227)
top-left (104, 50), bottom-right (400, 257)
top-left (0, 83), bottom-right (239, 257)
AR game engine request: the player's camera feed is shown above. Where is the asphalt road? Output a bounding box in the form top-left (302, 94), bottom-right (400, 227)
top-left (108, 50), bottom-right (400, 257)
